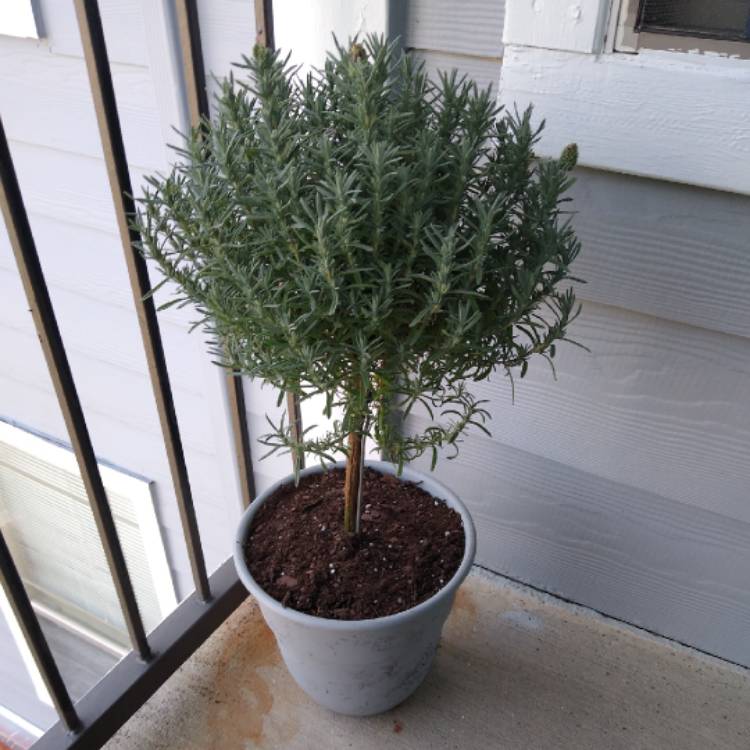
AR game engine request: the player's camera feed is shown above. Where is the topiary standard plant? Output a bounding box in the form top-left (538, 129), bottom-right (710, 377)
top-left (136, 35), bottom-right (582, 540)
top-left (137, 34), bottom-right (584, 715)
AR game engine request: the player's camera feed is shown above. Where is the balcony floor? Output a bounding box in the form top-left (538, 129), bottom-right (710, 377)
top-left (104, 569), bottom-right (749, 750)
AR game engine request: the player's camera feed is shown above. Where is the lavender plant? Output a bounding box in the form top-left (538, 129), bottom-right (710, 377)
top-left (135, 36), bottom-right (583, 532)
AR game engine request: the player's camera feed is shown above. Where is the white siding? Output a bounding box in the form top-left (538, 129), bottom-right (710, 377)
top-left (274, 0), bottom-right (387, 71)
top-left (401, 2), bottom-right (750, 665)
top-left (402, 0), bottom-right (503, 92)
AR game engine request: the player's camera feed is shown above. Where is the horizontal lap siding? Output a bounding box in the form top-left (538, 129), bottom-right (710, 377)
top-left (570, 169), bottom-right (750, 339)
top-left (405, 284), bottom-right (750, 663)
top-left (415, 50), bottom-right (502, 93)
top-left (39, 0), bottom-right (149, 63)
top-left (470, 301), bottom-right (750, 522)
top-left (405, 297), bottom-right (750, 516)
top-left (404, 0), bottom-right (503, 93)
top-left (407, 427), bottom-right (750, 665)
top-left (399, 0), bottom-right (750, 664)
top-left (404, 0), bottom-right (505, 58)
top-left (0, 42), bottom-right (165, 168)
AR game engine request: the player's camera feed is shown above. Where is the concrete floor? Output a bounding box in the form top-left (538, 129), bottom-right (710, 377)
top-left (104, 570), bottom-right (750, 750)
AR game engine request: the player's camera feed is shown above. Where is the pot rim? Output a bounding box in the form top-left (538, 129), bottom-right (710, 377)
top-left (233, 459), bottom-right (476, 631)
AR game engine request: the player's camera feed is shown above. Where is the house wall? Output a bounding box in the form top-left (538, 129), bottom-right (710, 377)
top-left (401, 1), bottom-right (750, 666)
top-left (398, 0), bottom-right (504, 92)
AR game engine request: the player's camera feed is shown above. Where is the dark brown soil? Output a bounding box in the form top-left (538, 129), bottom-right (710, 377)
top-left (243, 468), bottom-right (465, 620)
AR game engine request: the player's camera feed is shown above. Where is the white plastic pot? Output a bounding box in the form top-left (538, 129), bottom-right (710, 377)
top-left (234, 459), bottom-right (476, 716)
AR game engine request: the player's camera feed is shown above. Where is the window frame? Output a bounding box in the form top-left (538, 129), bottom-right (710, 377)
top-left (0, 585), bottom-right (53, 707)
top-left (614, 0), bottom-right (750, 59)
top-left (0, 0), bottom-right (41, 39)
top-left (500, 0), bottom-right (750, 196)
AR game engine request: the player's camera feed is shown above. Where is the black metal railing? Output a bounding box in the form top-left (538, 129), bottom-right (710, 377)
top-left (174, 0), bottom-right (264, 506)
top-left (0, 1), bottom-right (286, 747)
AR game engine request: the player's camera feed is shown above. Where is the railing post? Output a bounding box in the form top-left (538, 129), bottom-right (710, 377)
top-left (254, 0), bottom-right (276, 49)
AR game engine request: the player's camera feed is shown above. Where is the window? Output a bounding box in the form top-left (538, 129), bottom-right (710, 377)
top-left (637, 0), bottom-right (750, 41)
top-left (0, 420), bottom-right (177, 648)
top-left (617, 0), bottom-right (750, 56)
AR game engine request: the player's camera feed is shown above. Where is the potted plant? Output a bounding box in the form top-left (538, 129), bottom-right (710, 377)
top-left (136, 36), bottom-right (582, 715)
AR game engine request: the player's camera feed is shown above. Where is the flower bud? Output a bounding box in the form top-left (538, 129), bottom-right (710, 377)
top-left (559, 143), bottom-right (578, 172)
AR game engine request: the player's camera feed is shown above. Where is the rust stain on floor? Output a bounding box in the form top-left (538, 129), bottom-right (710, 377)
top-left (451, 585), bottom-right (478, 630)
top-left (204, 603), bottom-right (299, 749)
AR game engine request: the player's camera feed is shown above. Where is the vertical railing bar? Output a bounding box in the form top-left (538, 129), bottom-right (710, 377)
top-left (0, 118), bottom-right (152, 661)
top-left (226, 376), bottom-right (257, 507)
top-left (74, 0), bottom-right (211, 601)
top-left (255, 0), bottom-right (276, 50)
top-left (0, 531), bottom-right (81, 732)
top-left (174, 0), bottom-right (210, 128)
top-left (174, 0), bottom-right (257, 509)
top-left (253, 0), bottom-right (303, 472)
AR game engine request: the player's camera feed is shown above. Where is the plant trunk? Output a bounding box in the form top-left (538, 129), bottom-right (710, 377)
top-left (343, 430), bottom-right (363, 534)
top-left (286, 391), bottom-right (305, 474)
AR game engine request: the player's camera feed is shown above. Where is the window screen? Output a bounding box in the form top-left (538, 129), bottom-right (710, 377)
top-left (636, 0), bottom-right (750, 42)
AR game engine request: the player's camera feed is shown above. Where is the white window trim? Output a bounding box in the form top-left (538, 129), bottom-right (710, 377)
top-left (0, 0), bottom-right (41, 39)
top-left (0, 703), bottom-right (44, 739)
top-left (613, 0), bottom-right (750, 58)
top-left (500, 0), bottom-right (750, 196)
top-left (0, 585), bottom-right (53, 706)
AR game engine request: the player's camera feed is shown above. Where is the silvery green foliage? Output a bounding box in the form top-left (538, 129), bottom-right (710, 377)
top-left (136, 36), bottom-right (583, 472)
